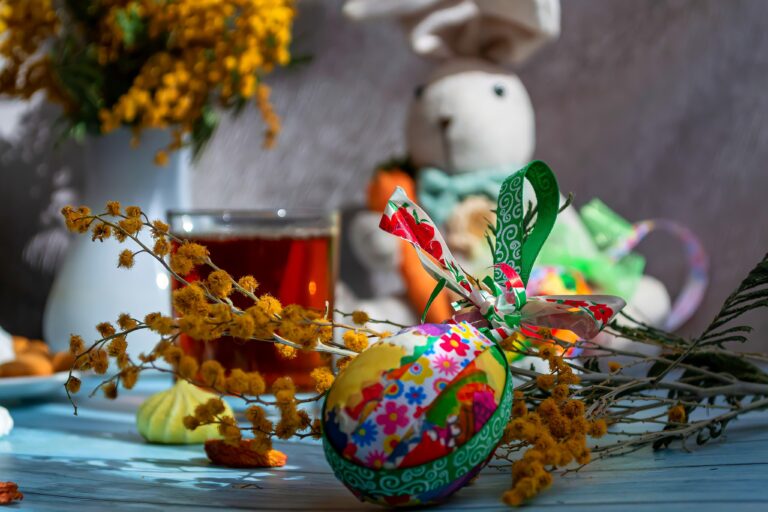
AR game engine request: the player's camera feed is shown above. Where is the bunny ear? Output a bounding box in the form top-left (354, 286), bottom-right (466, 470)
top-left (476, 0), bottom-right (561, 64)
top-left (343, 0), bottom-right (561, 65)
top-left (343, 0), bottom-right (444, 20)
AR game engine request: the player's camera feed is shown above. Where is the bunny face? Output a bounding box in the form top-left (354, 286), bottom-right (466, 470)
top-left (406, 58), bottom-right (535, 173)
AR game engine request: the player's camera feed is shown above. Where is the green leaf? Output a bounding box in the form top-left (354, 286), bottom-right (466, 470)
top-left (190, 104), bottom-right (219, 160)
top-left (697, 253), bottom-right (768, 344)
top-left (231, 95), bottom-right (248, 116)
top-left (647, 360), bottom-right (670, 379)
top-left (115, 6), bottom-right (146, 48)
top-left (286, 54), bottom-right (314, 69)
top-left (422, 278), bottom-right (447, 324)
top-left (682, 352), bottom-right (768, 385)
top-left (63, 0), bottom-right (99, 23)
top-left (484, 232), bottom-right (495, 257)
top-left (375, 156), bottom-right (417, 177)
top-left (70, 122), bottom-right (87, 141)
top-left (699, 325), bottom-right (753, 342)
top-left (583, 357), bottom-right (601, 373)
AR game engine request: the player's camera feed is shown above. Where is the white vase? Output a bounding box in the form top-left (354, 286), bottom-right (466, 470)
top-left (44, 130), bottom-right (190, 357)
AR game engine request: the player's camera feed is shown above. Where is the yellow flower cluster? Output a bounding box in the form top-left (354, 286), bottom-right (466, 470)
top-left (178, 357), bottom-right (267, 397)
top-left (0, 1), bottom-right (60, 101)
top-left (0, 0), bottom-right (294, 162)
top-left (66, 311), bottom-right (140, 398)
top-left (97, 0), bottom-right (294, 160)
top-left (310, 366), bottom-right (335, 393)
top-left (342, 330), bottom-right (369, 352)
top-left (668, 404), bottom-right (686, 424)
top-left (244, 404), bottom-right (274, 452)
top-left (277, 305), bottom-right (333, 349)
top-left (170, 242), bottom-right (210, 275)
top-left (171, 284), bottom-right (330, 349)
top-left (351, 310), bottom-right (370, 325)
top-left (501, 347), bottom-right (607, 507)
top-left (273, 377), bottom-right (311, 439)
top-left (61, 206), bottom-right (94, 233)
top-left (183, 397), bottom-right (241, 445)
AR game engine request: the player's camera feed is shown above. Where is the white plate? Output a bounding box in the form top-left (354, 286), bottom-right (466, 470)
top-left (0, 371), bottom-right (71, 403)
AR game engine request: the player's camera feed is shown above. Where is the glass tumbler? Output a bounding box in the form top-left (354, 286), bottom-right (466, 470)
top-left (167, 209), bottom-right (339, 391)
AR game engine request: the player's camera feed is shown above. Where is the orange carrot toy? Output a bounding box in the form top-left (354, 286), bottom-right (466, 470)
top-left (367, 168), bottom-right (452, 323)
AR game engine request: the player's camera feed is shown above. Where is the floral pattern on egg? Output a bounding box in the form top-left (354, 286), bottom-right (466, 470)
top-left (322, 322), bottom-right (511, 507)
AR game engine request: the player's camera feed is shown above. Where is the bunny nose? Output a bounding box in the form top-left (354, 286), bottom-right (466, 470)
top-left (438, 116), bottom-right (452, 131)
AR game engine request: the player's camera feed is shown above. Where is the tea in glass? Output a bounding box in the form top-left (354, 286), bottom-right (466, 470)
top-left (168, 209), bottom-right (338, 391)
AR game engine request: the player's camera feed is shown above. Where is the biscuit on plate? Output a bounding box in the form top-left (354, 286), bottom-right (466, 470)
top-left (51, 351), bottom-right (76, 373)
top-left (0, 353), bottom-right (54, 377)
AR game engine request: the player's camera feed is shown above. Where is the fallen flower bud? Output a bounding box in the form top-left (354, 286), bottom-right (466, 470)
top-left (0, 482), bottom-right (23, 505)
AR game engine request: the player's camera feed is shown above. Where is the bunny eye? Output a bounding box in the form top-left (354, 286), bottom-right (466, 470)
top-left (414, 84), bottom-right (425, 99)
top-left (493, 85), bottom-right (505, 98)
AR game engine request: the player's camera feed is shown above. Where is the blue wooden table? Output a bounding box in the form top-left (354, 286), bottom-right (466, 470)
top-left (1, 374), bottom-right (767, 511)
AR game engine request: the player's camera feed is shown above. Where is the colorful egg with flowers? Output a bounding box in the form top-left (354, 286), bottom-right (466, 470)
top-left (321, 322), bottom-right (512, 507)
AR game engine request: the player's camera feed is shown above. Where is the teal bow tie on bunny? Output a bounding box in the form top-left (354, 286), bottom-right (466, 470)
top-left (417, 166), bottom-right (514, 226)
top-left (416, 166), bottom-right (646, 300)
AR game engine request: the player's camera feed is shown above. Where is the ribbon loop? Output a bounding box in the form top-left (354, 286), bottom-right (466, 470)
top-left (493, 161), bottom-right (560, 287)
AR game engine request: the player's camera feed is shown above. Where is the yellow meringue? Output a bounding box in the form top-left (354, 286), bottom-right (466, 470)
top-left (136, 379), bottom-right (234, 444)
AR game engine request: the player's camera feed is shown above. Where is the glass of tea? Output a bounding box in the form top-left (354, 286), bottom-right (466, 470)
top-left (167, 209), bottom-right (339, 391)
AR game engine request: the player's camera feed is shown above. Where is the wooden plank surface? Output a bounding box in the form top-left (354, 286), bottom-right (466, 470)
top-left (1, 375), bottom-right (767, 511)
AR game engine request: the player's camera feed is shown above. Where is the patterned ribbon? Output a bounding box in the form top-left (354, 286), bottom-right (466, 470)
top-left (380, 161), bottom-right (626, 344)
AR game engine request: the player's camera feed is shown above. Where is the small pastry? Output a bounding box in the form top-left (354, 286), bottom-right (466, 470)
top-left (136, 379), bottom-right (235, 444)
top-left (11, 336), bottom-right (29, 354)
top-left (51, 351), bottom-right (76, 373)
top-left (22, 339), bottom-right (50, 357)
top-left (0, 353), bottom-right (54, 377)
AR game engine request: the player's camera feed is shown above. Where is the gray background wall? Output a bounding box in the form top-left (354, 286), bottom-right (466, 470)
top-left (1, 0), bottom-right (766, 349)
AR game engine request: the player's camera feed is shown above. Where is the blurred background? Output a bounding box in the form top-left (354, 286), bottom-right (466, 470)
top-left (1, 0), bottom-right (766, 349)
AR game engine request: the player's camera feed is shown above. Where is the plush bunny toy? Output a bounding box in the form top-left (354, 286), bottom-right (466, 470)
top-left (341, 56), bottom-right (539, 327)
top-left (341, 0), bottom-right (702, 344)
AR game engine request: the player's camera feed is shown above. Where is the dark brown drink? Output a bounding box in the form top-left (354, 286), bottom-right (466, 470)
top-left (168, 210), bottom-right (337, 391)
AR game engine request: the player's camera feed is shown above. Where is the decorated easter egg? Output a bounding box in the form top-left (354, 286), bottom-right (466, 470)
top-left (528, 265), bottom-right (593, 297)
top-left (322, 322), bottom-right (512, 507)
